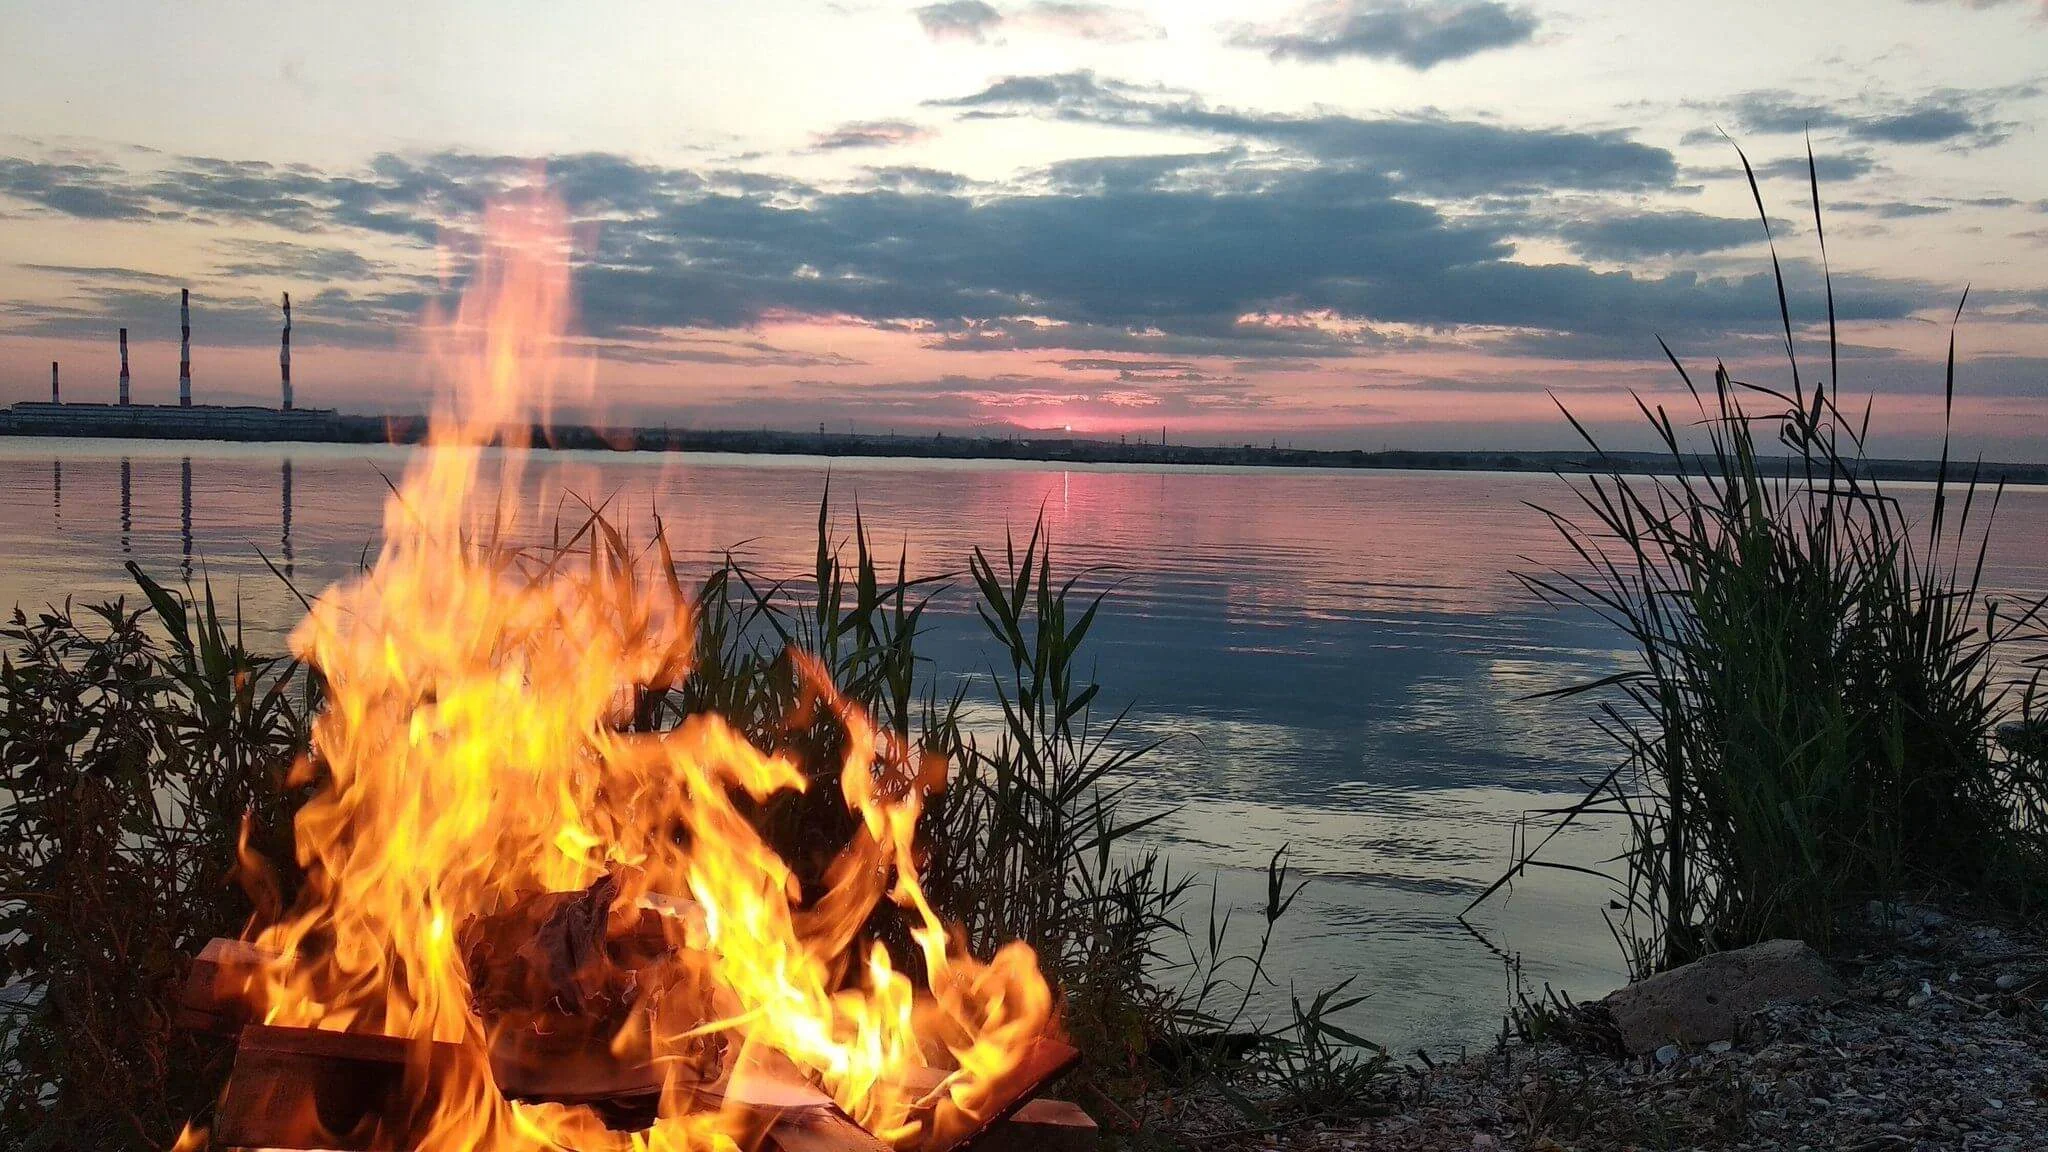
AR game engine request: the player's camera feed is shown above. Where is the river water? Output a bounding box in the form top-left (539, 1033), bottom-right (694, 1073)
top-left (5, 437), bottom-right (2045, 1058)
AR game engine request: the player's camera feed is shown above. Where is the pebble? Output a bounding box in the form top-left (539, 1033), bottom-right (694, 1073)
top-left (1134, 904), bottom-right (2048, 1151)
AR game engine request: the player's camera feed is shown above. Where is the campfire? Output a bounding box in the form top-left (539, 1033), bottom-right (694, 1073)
top-left (173, 190), bottom-right (1088, 1152)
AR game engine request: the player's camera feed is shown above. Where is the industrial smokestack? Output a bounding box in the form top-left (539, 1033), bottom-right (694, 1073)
top-left (119, 328), bottom-right (130, 405)
top-left (178, 288), bottom-right (192, 407)
top-left (51, 361), bottom-right (60, 404)
top-left (280, 292), bottom-right (293, 411)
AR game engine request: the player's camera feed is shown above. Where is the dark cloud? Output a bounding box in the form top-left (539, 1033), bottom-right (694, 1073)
top-left (33, 150), bottom-right (537, 243)
top-left (1040, 149), bottom-right (1247, 193)
top-left (1956, 357), bottom-right (2048, 399)
top-left (585, 338), bottom-right (865, 369)
top-left (576, 163), bottom-right (1514, 342)
top-left (1054, 357), bottom-right (1200, 372)
top-left (0, 157), bottom-right (158, 220)
top-left (1231, 0), bottom-right (1540, 69)
top-left (4, 281), bottom-right (422, 350)
top-left (1556, 210), bottom-right (1765, 261)
top-left (932, 70), bottom-right (1677, 196)
top-left (811, 119), bottom-right (934, 150)
top-left (861, 166), bottom-right (973, 193)
top-left (1718, 87), bottom-right (2028, 150)
top-left (0, 143), bottom-right (1947, 368)
top-left (211, 238), bottom-right (388, 280)
top-left (1687, 151), bottom-right (1880, 184)
top-left (1231, 357), bottom-right (1329, 374)
top-left (1358, 262), bottom-right (1924, 344)
top-left (1773, 153), bottom-right (1880, 182)
top-left (1833, 201), bottom-right (1952, 219)
top-left (914, 0), bottom-right (1003, 40)
top-left (1392, 368), bottom-right (1652, 394)
top-left (22, 264), bottom-right (188, 287)
top-left (933, 69), bottom-right (1170, 117)
top-left (914, 317), bottom-right (1376, 358)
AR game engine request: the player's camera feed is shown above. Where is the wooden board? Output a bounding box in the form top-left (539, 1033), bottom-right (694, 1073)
top-left (923, 1038), bottom-right (1082, 1152)
top-left (193, 940), bottom-right (1091, 1152)
top-left (175, 938), bottom-right (276, 1033)
top-left (968, 1098), bottom-right (1096, 1152)
top-left (214, 1030), bottom-right (887, 1152)
top-left (213, 1025), bottom-right (463, 1152)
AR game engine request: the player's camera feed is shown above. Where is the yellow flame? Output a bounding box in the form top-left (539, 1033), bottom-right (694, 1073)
top-left (230, 187), bottom-right (1054, 1151)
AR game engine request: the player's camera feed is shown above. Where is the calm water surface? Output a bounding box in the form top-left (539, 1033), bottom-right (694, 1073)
top-left (7, 438), bottom-right (2046, 1058)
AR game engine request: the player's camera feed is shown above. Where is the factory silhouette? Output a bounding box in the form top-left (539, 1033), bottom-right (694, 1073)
top-left (7, 288), bottom-right (338, 438)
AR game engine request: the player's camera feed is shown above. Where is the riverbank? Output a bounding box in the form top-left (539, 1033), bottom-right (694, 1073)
top-left (5, 402), bottom-right (2047, 483)
top-left (1147, 902), bottom-right (2048, 1151)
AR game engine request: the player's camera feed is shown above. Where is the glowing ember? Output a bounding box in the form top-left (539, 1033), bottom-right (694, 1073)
top-left (218, 187), bottom-right (1055, 1151)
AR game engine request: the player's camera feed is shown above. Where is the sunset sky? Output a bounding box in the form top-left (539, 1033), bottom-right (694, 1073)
top-left (3, 0), bottom-right (2045, 455)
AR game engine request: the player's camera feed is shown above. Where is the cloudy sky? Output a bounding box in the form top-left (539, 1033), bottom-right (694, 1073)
top-left (3, 0), bottom-right (2045, 454)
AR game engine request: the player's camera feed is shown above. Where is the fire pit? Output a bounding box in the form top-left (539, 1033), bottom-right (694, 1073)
top-left (172, 190), bottom-right (1093, 1152)
top-left (178, 939), bottom-right (1088, 1152)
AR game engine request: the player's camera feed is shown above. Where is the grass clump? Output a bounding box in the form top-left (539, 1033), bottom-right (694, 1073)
top-left (1480, 149), bottom-right (2048, 976)
top-left (0, 571), bottom-right (311, 1149)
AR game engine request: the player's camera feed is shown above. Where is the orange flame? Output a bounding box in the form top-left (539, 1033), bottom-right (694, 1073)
top-left (234, 188), bottom-right (1054, 1151)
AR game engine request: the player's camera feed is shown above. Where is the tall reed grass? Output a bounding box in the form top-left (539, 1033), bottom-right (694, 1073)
top-left (1474, 148), bottom-right (2048, 976)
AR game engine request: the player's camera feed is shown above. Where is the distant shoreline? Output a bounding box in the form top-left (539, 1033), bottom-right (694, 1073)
top-left (5, 402), bottom-right (2046, 485)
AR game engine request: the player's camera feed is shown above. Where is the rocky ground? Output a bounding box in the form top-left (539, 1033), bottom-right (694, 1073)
top-left (1138, 905), bottom-right (2048, 1151)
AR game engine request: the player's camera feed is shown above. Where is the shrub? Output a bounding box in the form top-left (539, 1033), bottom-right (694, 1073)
top-left (0, 572), bottom-right (311, 1149)
top-left (1477, 148), bottom-right (2048, 975)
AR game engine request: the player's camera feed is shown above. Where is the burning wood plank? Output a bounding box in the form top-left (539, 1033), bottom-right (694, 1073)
top-left (182, 939), bottom-right (1092, 1152)
top-left (175, 937), bottom-right (275, 1033)
top-left (213, 1024), bottom-right (463, 1151)
top-left (909, 1039), bottom-right (1084, 1152)
top-left (966, 1099), bottom-right (1097, 1152)
top-left (208, 1025), bottom-right (1089, 1152)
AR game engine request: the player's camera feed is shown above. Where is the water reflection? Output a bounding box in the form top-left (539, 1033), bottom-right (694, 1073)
top-left (281, 458), bottom-right (294, 580)
top-left (51, 460), bottom-right (60, 524)
top-left (180, 457), bottom-right (193, 582)
top-left (2, 440), bottom-right (2045, 1057)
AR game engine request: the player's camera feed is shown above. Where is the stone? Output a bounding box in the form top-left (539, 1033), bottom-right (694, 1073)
top-left (1654, 1043), bottom-right (1680, 1067)
top-left (1867, 901), bottom-right (1949, 935)
top-left (1996, 972), bottom-right (2023, 991)
top-left (1601, 939), bottom-right (1843, 1054)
